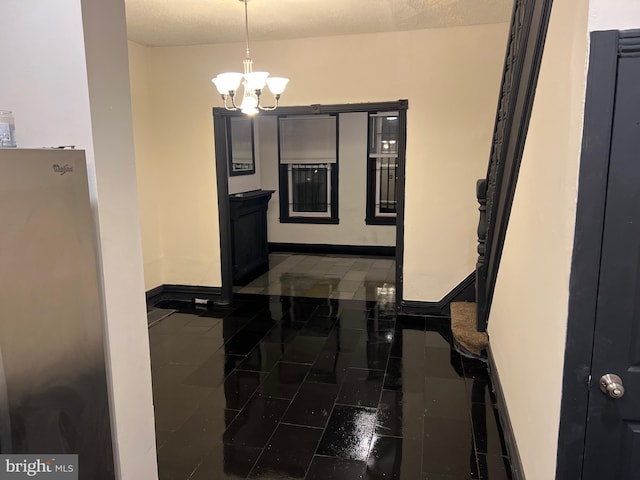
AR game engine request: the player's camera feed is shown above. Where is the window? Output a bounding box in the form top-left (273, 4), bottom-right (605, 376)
top-left (278, 115), bottom-right (338, 223)
top-left (366, 112), bottom-right (402, 225)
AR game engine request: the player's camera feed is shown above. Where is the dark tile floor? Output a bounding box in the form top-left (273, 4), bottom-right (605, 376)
top-left (150, 294), bottom-right (512, 480)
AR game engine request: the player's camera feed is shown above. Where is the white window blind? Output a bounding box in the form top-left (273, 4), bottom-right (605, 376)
top-left (279, 115), bottom-right (337, 164)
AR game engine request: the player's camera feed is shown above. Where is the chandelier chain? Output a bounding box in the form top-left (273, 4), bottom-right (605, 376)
top-left (244, 0), bottom-right (251, 58)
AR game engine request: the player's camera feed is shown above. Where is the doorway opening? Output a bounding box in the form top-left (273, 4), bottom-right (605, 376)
top-left (213, 101), bottom-right (408, 307)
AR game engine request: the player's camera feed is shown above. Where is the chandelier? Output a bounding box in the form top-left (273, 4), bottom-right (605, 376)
top-left (211, 0), bottom-right (289, 115)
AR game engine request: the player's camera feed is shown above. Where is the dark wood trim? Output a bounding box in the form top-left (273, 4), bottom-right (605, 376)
top-left (440, 272), bottom-right (476, 306)
top-left (398, 272), bottom-right (475, 317)
top-left (619, 29), bottom-right (640, 56)
top-left (277, 162), bottom-right (339, 224)
top-left (277, 215), bottom-right (340, 225)
top-left (213, 111), bottom-right (234, 304)
top-left (278, 157), bottom-right (289, 222)
top-left (277, 114), bottom-right (340, 224)
top-left (365, 111), bottom-right (403, 226)
top-left (145, 284), bottom-right (164, 303)
top-left (268, 242), bottom-right (395, 257)
top-left (399, 300), bottom-right (449, 317)
top-left (366, 114), bottom-right (375, 224)
top-left (394, 108), bottom-right (408, 312)
top-left (335, 115), bottom-right (340, 222)
top-left (214, 100), bottom-right (408, 117)
top-left (477, 0), bottom-right (554, 330)
top-left (365, 217), bottom-right (396, 226)
top-left (488, 347), bottom-right (525, 480)
top-left (555, 30), bottom-right (620, 480)
top-left (146, 284), bottom-right (224, 307)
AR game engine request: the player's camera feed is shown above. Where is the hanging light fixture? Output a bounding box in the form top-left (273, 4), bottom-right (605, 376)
top-left (211, 0), bottom-right (289, 115)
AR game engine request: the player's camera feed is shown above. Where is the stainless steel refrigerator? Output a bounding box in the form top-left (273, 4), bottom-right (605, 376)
top-left (0, 149), bottom-right (115, 478)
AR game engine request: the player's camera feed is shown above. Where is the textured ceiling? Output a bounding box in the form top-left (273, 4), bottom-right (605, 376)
top-left (125, 0), bottom-right (513, 47)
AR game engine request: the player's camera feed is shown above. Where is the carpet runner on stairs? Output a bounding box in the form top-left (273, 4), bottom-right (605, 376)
top-left (450, 301), bottom-right (488, 360)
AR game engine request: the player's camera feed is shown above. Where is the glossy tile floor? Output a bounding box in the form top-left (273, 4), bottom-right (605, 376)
top-left (150, 294), bottom-right (512, 479)
top-left (234, 254), bottom-right (396, 301)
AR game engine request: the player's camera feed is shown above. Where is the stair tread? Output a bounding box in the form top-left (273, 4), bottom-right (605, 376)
top-left (450, 302), bottom-right (488, 358)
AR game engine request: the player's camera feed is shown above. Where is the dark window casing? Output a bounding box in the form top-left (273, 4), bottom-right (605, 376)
top-left (366, 111), bottom-right (405, 225)
top-left (278, 115), bottom-right (339, 224)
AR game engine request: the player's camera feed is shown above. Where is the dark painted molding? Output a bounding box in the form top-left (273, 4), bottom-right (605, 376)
top-left (268, 242), bottom-right (395, 257)
top-left (277, 216), bottom-right (340, 225)
top-left (488, 348), bottom-right (525, 480)
top-left (306, 100), bottom-right (409, 115)
top-left (399, 300), bottom-right (448, 317)
top-left (555, 30), bottom-right (620, 480)
top-left (365, 216), bottom-right (396, 226)
top-left (398, 272), bottom-right (475, 317)
top-left (440, 272), bottom-right (476, 307)
top-left (215, 100), bottom-right (408, 117)
top-left (477, 0), bottom-right (554, 330)
top-left (619, 29), bottom-right (640, 56)
top-left (145, 284), bottom-right (164, 302)
top-left (146, 284), bottom-right (223, 307)
top-left (277, 114), bottom-right (340, 223)
top-left (394, 107), bottom-right (408, 312)
top-left (365, 110), bottom-right (405, 226)
top-left (213, 111), bottom-right (234, 305)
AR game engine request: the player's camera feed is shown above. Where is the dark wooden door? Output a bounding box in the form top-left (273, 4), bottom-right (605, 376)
top-left (582, 46), bottom-right (640, 479)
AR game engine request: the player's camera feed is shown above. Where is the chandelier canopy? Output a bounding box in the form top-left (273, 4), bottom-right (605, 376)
top-left (211, 0), bottom-right (289, 115)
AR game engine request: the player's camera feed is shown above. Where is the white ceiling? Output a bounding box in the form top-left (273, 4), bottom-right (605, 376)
top-left (125, 0), bottom-right (513, 47)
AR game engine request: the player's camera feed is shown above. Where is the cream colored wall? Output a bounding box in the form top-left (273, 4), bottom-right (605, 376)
top-left (135, 24), bottom-right (508, 297)
top-left (257, 112), bottom-right (396, 246)
top-left (146, 46), bottom-right (223, 287)
top-left (1, 1), bottom-right (157, 478)
top-left (129, 41), bottom-right (165, 290)
top-left (487, 0), bottom-right (590, 478)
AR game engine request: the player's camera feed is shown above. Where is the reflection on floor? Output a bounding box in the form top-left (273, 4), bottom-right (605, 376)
top-left (234, 254), bottom-right (396, 302)
top-left (150, 293), bottom-right (513, 479)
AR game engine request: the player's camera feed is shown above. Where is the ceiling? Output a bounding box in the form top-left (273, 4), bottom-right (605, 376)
top-left (125, 0), bottom-right (513, 47)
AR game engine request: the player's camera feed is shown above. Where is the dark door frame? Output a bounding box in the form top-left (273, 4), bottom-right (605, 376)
top-left (213, 100), bottom-right (409, 307)
top-left (555, 29), bottom-right (639, 479)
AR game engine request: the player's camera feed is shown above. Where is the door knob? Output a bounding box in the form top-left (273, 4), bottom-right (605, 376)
top-left (599, 374), bottom-right (625, 399)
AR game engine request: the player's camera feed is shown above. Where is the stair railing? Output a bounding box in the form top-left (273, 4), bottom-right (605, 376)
top-left (475, 0), bottom-right (554, 331)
